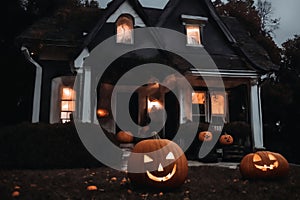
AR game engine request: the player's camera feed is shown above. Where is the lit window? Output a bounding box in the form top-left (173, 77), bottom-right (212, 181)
top-left (186, 25), bottom-right (201, 46)
top-left (60, 87), bottom-right (76, 123)
top-left (192, 92), bottom-right (206, 122)
top-left (116, 15), bottom-right (134, 44)
top-left (210, 92), bottom-right (228, 124)
top-left (181, 14), bottom-right (207, 47)
top-left (211, 94), bottom-right (225, 115)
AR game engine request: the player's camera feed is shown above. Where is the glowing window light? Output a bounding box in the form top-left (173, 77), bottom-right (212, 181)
top-left (211, 94), bottom-right (225, 115)
top-left (192, 92), bottom-right (205, 104)
top-left (116, 15), bottom-right (134, 44)
top-left (60, 87), bottom-right (76, 123)
top-left (186, 25), bottom-right (201, 45)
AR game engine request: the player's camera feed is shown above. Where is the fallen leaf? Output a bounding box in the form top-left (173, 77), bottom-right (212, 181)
top-left (12, 191), bottom-right (20, 197)
top-left (110, 177), bottom-right (117, 181)
top-left (87, 185), bottom-right (97, 191)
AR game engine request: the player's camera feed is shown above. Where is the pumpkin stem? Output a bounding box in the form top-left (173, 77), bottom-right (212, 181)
top-left (152, 131), bottom-right (161, 139)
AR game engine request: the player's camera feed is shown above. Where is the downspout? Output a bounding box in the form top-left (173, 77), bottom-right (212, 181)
top-left (21, 46), bottom-right (42, 123)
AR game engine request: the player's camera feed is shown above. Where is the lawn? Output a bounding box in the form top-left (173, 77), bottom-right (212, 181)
top-left (0, 164), bottom-right (300, 200)
top-left (0, 122), bottom-right (299, 199)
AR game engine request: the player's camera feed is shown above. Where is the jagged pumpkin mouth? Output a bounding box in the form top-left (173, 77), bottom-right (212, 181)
top-left (254, 161), bottom-right (279, 171)
top-left (146, 164), bottom-right (177, 182)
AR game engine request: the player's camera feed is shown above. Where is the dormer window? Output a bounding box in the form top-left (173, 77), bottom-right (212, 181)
top-left (116, 15), bottom-right (134, 44)
top-left (186, 25), bottom-right (201, 46)
top-left (181, 14), bottom-right (208, 47)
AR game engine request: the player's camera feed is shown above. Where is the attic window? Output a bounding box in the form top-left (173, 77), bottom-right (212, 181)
top-left (116, 15), bottom-right (134, 44)
top-left (181, 14), bottom-right (208, 47)
top-left (186, 25), bottom-right (201, 46)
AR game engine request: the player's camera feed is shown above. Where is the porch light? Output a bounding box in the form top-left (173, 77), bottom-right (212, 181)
top-left (97, 108), bottom-right (109, 118)
top-left (147, 97), bottom-right (163, 112)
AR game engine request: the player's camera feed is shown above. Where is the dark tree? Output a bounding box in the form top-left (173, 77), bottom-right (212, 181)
top-left (256, 0), bottom-right (280, 37)
top-left (214, 0), bottom-right (281, 64)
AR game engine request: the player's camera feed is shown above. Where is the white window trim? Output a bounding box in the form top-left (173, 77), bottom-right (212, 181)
top-left (181, 14), bottom-right (208, 47)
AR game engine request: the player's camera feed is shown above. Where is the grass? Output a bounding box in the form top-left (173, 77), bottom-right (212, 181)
top-left (0, 164), bottom-right (300, 200)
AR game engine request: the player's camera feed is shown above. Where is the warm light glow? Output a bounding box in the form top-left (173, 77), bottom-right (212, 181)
top-left (116, 15), bottom-right (133, 44)
top-left (60, 87), bottom-right (76, 123)
top-left (211, 94), bottom-right (225, 115)
top-left (148, 98), bottom-right (163, 112)
top-left (146, 164), bottom-right (177, 182)
top-left (186, 25), bottom-right (201, 45)
top-left (97, 108), bottom-right (109, 117)
top-left (192, 92), bottom-right (205, 104)
top-left (62, 87), bottom-right (75, 100)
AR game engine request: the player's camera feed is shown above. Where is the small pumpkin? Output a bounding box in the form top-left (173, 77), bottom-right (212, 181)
top-left (198, 131), bottom-right (213, 142)
top-left (219, 133), bottom-right (233, 145)
top-left (116, 131), bottom-right (134, 143)
top-left (240, 151), bottom-right (289, 179)
top-left (127, 139), bottom-right (188, 189)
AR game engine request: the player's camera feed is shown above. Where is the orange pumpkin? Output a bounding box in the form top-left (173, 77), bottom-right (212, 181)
top-left (240, 151), bottom-right (289, 179)
top-left (198, 131), bottom-right (213, 142)
top-left (219, 133), bottom-right (233, 145)
top-left (116, 131), bottom-right (134, 143)
top-left (127, 139), bottom-right (188, 189)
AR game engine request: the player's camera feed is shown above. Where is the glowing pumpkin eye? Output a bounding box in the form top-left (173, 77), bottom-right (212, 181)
top-left (268, 154), bottom-right (277, 161)
top-left (166, 152), bottom-right (175, 160)
top-left (144, 155), bottom-right (153, 163)
top-left (253, 154), bottom-right (262, 162)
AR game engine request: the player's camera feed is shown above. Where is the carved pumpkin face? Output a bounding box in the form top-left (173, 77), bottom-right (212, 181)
top-left (240, 151), bottom-right (289, 179)
top-left (198, 131), bottom-right (213, 142)
top-left (219, 133), bottom-right (233, 145)
top-left (127, 139), bottom-right (188, 189)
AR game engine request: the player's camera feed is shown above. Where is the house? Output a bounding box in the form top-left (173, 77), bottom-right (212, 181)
top-left (16, 0), bottom-right (278, 161)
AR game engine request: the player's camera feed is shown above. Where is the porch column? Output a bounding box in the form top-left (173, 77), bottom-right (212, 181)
top-left (74, 48), bottom-right (91, 123)
top-left (250, 80), bottom-right (264, 150)
top-left (81, 66), bottom-right (92, 123)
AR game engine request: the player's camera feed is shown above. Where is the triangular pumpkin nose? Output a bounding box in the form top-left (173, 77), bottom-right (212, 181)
top-left (158, 163), bottom-right (164, 172)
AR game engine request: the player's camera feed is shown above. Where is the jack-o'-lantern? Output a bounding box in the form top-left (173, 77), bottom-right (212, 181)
top-left (127, 139), bottom-right (188, 189)
top-left (198, 131), bottom-right (213, 142)
top-left (219, 133), bottom-right (233, 145)
top-left (240, 151), bottom-right (289, 179)
top-left (116, 131), bottom-right (134, 143)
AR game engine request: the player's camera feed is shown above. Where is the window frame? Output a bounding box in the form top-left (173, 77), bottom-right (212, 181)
top-left (181, 14), bottom-right (208, 47)
top-left (191, 90), bottom-right (229, 124)
top-left (60, 87), bottom-right (76, 123)
top-left (116, 14), bottom-right (134, 44)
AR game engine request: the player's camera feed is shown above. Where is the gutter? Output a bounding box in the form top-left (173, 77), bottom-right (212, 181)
top-left (21, 46), bottom-right (42, 123)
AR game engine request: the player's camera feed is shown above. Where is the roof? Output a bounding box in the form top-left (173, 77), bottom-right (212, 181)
top-left (16, 0), bottom-right (278, 72)
top-left (220, 16), bottom-right (279, 71)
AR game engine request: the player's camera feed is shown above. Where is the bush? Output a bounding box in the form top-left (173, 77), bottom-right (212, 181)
top-left (0, 122), bottom-right (103, 169)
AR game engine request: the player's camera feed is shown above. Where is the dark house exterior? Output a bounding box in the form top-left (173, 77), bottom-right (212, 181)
top-left (16, 0), bottom-right (278, 160)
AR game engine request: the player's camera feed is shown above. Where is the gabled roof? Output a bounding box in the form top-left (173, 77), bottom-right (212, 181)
top-left (16, 0), bottom-right (278, 72)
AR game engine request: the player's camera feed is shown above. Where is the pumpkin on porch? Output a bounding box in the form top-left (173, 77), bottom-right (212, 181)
top-left (239, 151), bottom-right (289, 179)
top-left (219, 133), bottom-right (233, 145)
top-left (127, 139), bottom-right (188, 189)
top-left (198, 131), bottom-right (213, 142)
top-left (116, 131), bottom-right (134, 143)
